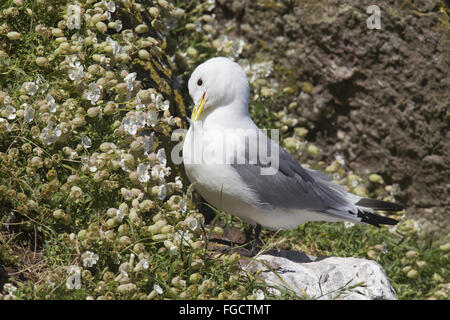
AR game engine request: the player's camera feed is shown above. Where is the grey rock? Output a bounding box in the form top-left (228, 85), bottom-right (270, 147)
top-left (245, 251), bottom-right (397, 300)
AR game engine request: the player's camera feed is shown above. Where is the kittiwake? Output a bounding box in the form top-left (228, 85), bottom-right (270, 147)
top-left (182, 57), bottom-right (404, 254)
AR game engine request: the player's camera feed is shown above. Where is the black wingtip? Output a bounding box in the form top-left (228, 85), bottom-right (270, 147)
top-left (356, 198), bottom-right (406, 212)
top-left (357, 210), bottom-right (399, 228)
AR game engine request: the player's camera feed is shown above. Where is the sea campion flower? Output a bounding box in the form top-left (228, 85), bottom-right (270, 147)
top-left (24, 105), bottom-right (34, 123)
top-left (81, 136), bottom-right (92, 149)
top-left (124, 72), bottom-right (136, 92)
top-left (146, 109), bottom-right (158, 127)
top-left (114, 19), bottom-right (122, 32)
top-left (156, 148), bottom-right (167, 166)
top-left (84, 83), bottom-right (102, 105)
top-left (102, 0), bottom-right (116, 13)
top-left (3, 283), bottom-right (18, 299)
top-left (135, 111), bottom-right (146, 127)
top-left (2, 105), bottom-right (16, 120)
top-left (122, 117), bottom-right (138, 135)
top-left (41, 121), bottom-right (62, 145)
top-left (82, 251), bottom-right (99, 267)
top-left (66, 265), bottom-right (81, 290)
top-left (67, 56), bottom-right (85, 81)
top-left (134, 258), bottom-right (149, 272)
top-left (35, 75), bottom-right (49, 94)
top-left (253, 289), bottom-right (265, 300)
top-left (153, 284), bottom-right (163, 295)
top-left (67, 4), bottom-right (81, 30)
top-left (116, 207), bottom-right (126, 222)
top-left (137, 163), bottom-right (150, 183)
top-left (46, 94), bottom-right (57, 113)
top-left (158, 184), bottom-right (167, 200)
top-left (173, 230), bottom-right (193, 246)
top-left (143, 135), bottom-right (154, 155)
top-left (106, 36), bottom-right (124, 55)
top-left (186, 216), bottom-right (198, 231)
top-left (206, 0), bottom-right (216, 10)
top-left (135, 97), bottom-right (145, 110)
top-left (179, 198), bottom-right (187, 213)
top-left (175, 176), bottom-right (183, 189)
top-left (22, 81), bottom-right (38, 96)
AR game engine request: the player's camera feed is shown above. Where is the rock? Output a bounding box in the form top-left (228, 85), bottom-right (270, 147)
top-left (244, 250), bottom-right (397, 300)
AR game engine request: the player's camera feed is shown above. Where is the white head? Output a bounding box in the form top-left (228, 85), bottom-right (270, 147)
top-left (188, 57), bottom-right (250, 121)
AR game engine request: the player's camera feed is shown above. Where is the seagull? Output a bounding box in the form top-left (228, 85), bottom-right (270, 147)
top-left (182, 57), bottom-right (405, 255)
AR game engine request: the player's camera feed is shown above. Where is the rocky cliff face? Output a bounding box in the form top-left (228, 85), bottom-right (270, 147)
top-left (213, 0), bottom-right (449, 235)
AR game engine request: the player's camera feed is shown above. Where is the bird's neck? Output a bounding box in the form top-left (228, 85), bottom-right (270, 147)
top-left (199, 101), bottom-right (252, 130)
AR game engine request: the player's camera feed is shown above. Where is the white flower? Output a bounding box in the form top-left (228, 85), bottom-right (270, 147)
top-left (151, 166), bottom-right (162, 181)
top-left (137, 163), bottom-right (150, 183)
top-left (87, 155), bottom-right (98, 172)
top-left (186, 216), bottom-right (198, 231)
top-left (194, 20), bottom-right (202, 32)
top-left (119, 263), bottom-right (129, 278)
top-left (81, 136), bottom-right (92, 149)
top-left (82, 251), bottom-right (99, 267)
top-left (36, 75), bottom-right (49, 94)
top-left (179, 198), bottom-right (187, 213)
top-left (22, 81), bottom-right (38, 95)
top-left (136, 258), bottom-right (149, 270)
top-left (146, 109), bottom-right (158, 127)
top-left (158, 184), bottom-right (167, 200)
top-left (106, 36), bottom-right (124, 56)
top-left (120, 154), bottom-right (131, 172)
top-left (3, 105), bottom-right (16, 120)
top-left (116, 207), bottom-right (126, 222)
top-left (114, 19), bottom-right (122, 32)
top-left (156, 148), bottom-right (167, 166)
top-left (124, 72), bottom-right (136, 92)
top-left (173, 230), bottom-right (192, 246)
top-left (335, 153), bottom-right (345, 166)
top-left (206, 0), bottom-right (216, 10)
top-left (153, 284), bottom-right (163, 295)
top-left (143, 135), bottom-right (154, 155)
top-left (122, 117), bottom-right (137, 135)
top-left (135, 111), bottom-right (146, 127)
top-left (3, 283), bottom-right (17, 296)
top-left (67, 5), bottom-right (81, 30)
top-left (103, 0), bottom-right (116, 12)
top-left (66, 265), bottom-right (81, 290)
top-left (46, 94), bottom-right (57, 113)
top-left (41, 121), bottom-right (62, 145)
top-left (67, 56), bottom-right (85, 81)
top-left (24, 106), bottom-right (34, 123)
top-left (135, 97), bottom-right (145, 110)
top-left (161, 100), bottom-right (170, 111)
top-left (175, 176), bottom-right (183, 189)
top-left (84, 83), bottom-right (102, 105)
top-left (253, 289), bottom-right (265, 300)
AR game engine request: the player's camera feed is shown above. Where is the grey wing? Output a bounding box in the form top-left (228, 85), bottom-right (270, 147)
top-left (231, 134), bottom-right (360, 220)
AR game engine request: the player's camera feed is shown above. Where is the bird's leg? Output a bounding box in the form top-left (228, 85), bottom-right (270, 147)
top-left (251, 224), bottom-right (262, 256)
top-left (244, 225), bottom-right (254, 245)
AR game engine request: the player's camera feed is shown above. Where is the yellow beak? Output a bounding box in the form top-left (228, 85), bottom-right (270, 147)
top-left (191, 92), bottom-right (206, 121)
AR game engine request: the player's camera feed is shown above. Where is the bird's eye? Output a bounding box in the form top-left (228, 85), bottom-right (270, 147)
top-left (197, 78), bottom-right (203, 86)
